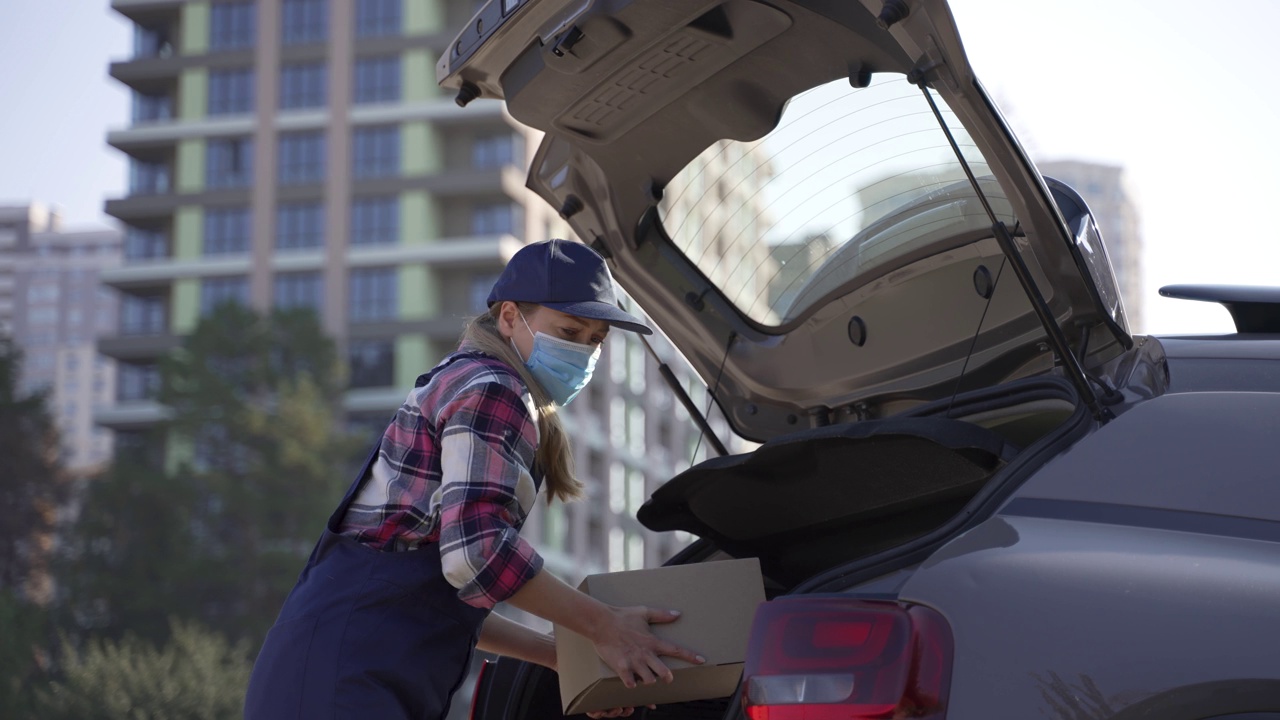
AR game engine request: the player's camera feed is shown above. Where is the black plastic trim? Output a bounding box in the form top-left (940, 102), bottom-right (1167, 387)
top-left (1001, 498), bottom-right (1280, 544)
top-left (1159, 284), bottom-right (1280, 333)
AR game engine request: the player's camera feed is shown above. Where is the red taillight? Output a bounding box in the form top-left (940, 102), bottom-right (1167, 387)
top-left (741, 598), bottom-right (953, 720)
top-left (468, 659), bottom-right (492, 720)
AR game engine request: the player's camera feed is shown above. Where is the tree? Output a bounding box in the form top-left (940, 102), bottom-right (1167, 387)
top-left (59, 305), bottom-right (362, 647)
top-left (36, 619), bottom-right (251, 720)
top-left (0, 337), bottom-right (69, 600)
top-left (0, 591), bottom-right (51, 719)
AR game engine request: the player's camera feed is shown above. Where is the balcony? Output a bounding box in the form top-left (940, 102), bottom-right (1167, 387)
top-left (109, 55), bottom-right (185, 94)
top-left (98, 332), bottom-right (179, 362)
top-left (105, 193), bottom-right (184, 223)
top-left (111, 0), bottom-right (183, 25)
top-left (93, 399), bottom-right (172, 430)
top-left (101, 254), bottom-right (253, 290)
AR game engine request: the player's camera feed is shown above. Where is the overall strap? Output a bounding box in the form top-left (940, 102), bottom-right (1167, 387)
top-left (327, 351), bottom-right (494, 527)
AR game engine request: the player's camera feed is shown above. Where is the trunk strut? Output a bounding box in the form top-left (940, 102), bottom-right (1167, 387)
top-left (912, 73), bottom-right (1111, 423)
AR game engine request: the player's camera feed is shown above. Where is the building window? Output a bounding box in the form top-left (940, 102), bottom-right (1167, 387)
top-left (278, 131), bottom-right (326, 184)
top-left (352, 126), bottom-right (400, 179)
top-left (350, 196), bottom-right (398, 245)
top-left (471, 202), bottom-right (517, 235)
top-left (282, 0), bottom-right (327, 44)
top-left (134, 23), bottom-right (175, 58)
top-left (204, 207), bottom-right (251, 255)
top-left (353, 56), bottom-right (401, 104)
top-left (208, 68), bottom-right (255, 115)
top-left (469, 273), bottom-right (501, 313)
top-left (29, 307), bottom-right (59, 325)
top-left (274, 271), bottom-right (323, 313)
top-left (200, 276), bottom-right (250, 316)
top-left (355, 0), bottom-right (401, 37)
top-left (280, 62), bottom-right (326, 109)
top-left (132, 90), bottom-right (173, 123)
top-left (349, 267), bottom-right (397, 322)
top-left (117, 362), bottom-right (161, 402)
top-left (210, 1), bottom-right (256, 50)
top-left (472, 134), bottom-right (520, 169)
top-left (129, 160), bottom-right (171, 195)
top-left (348, 339), bottom-right (394, 388)
top-left (206, 137), bottom-right (254, 188)
top-left (276, 202), bottom-right (324, 250)
top-left (120, 294), bottom-right (167, 335)
top-left (27, 283), bottom-right (60, 304)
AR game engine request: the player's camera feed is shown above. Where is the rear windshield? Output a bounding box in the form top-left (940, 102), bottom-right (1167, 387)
top-left (658, 73), bottom-right (1016, 327)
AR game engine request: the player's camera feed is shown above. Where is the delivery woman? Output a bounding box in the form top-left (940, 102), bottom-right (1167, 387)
top-left (243, 239), bottom-right (702, 720)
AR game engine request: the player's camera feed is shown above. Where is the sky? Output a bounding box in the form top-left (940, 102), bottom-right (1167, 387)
top-left (1, 0), bottom-right (1278, 335)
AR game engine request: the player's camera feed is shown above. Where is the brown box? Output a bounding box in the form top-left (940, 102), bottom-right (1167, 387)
top-left (553, 558), bottom-right (765, 715)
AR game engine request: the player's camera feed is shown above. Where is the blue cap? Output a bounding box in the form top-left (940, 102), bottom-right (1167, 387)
top-left (487, 239), bottom-right (653, 335)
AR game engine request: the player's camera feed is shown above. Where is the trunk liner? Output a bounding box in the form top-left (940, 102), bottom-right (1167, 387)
top-left (639, 416), bottom-right (1016, 585)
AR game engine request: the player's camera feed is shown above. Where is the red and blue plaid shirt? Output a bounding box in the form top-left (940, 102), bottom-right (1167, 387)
top-left (337, 351), bottom-right (545, 609)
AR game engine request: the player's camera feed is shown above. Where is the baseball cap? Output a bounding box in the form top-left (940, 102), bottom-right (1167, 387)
top-left (487, 239), bottom-right (653, 335)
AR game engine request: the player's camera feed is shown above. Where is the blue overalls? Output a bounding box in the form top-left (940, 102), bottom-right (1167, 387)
top-left (245, 354), bottom-right (539, 720)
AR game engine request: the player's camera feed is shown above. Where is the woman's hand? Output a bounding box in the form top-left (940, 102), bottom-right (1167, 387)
top-left (588, 606), bottom-right (705, 688)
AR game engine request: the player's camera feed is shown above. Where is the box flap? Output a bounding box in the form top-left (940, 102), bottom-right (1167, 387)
top-left (564, 664), bottom-right (746, 715)
top-left (554, 558), bottom-right (764, 714)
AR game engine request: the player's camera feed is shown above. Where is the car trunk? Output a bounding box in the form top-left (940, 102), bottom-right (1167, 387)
top-left (638, 416), bottom-right (1017, 592)
top-left (473, 379), bottom-right (1083, 720)
top-left (638, 378), bottom-right (1078, 597)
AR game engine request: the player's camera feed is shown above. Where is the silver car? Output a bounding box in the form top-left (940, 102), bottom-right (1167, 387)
top-left (438, 0), bottom-right (1280, 717)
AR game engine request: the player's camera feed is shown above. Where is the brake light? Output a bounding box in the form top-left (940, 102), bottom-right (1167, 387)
top-left (741, 598), bottom-right (953, 720)
top-left (468, 659), bottom-right (492, 720)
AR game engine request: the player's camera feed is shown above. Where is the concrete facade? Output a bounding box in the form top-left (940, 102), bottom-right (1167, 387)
top-left (103, 0), bottom-right (743, 597)
top-left (2, 203), bottom-right (122, 473)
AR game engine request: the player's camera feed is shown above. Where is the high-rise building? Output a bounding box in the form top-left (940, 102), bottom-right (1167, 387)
top-left (102, 0), bottom-right (752, 599)
top-left (2, 202), bottom-right (122, 473)
top-left (1037, 160), bottom-right (1144, 331)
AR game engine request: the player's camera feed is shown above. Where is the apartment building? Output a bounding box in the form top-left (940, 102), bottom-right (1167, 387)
top-left (1, 203), bottom-right (122, 473)
top-left (101, 0), bottom-right (764, 591)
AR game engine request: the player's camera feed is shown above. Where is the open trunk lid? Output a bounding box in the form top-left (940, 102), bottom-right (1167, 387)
top-left (438, 0), bottom-right (1131, 441)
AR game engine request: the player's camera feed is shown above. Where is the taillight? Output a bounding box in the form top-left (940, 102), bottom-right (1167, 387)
top-left (741, 598), bottom-right (953, 720)
top-left (468, 659), bottom-right (492, 720)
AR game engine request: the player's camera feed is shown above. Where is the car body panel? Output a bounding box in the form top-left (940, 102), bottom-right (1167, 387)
top-left (899, 513), bottom-right (1280, 718)
top-left (898, 390), bottom-right (1280, 717)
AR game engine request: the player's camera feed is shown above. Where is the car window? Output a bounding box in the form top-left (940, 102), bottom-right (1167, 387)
top-left (658, 73), bottom-right (1017, 327)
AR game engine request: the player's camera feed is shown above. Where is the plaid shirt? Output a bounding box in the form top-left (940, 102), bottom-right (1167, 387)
top-left (338, 352), bottom-right (545, 610)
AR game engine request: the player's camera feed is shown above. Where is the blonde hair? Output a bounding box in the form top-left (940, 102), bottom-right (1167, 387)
top-left (459, 302), bottom-right (584, 504)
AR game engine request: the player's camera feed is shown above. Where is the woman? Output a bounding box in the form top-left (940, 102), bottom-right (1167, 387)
top-left (244, 239), bottom-right (702, 720)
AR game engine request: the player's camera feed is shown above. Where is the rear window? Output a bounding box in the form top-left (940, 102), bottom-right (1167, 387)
top-left (658, 73), bottom-right (1016, 327)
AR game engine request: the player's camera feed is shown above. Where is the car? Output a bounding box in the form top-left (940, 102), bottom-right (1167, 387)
top-left (437, 0), bottom-right (1280, 717)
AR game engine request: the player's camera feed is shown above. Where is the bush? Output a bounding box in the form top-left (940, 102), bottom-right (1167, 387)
top-left (0, 591), bottom-right (50, 719)
top-left (37, 620), bottom-right (252, 720)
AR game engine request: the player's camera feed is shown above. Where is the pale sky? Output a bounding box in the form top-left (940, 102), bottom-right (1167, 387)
top-left (2, 0), bottom-right (1277, 335)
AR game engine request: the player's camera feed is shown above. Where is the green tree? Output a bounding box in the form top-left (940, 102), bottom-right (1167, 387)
top-left (0, 590), bottom-right (52, 719)
top-left (60, 305), bottom-right (361, 647)
top-left (36, 619), bottom-right (251, 720)
top-left (0, 337), bottom-right (69, 598)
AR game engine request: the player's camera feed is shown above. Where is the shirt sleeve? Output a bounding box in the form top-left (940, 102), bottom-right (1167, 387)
top-left (435, 376), bottom-right (544, 609)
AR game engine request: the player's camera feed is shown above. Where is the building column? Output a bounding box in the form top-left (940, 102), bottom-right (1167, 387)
top-left (323, 0), bottom-right (354, 344)
top-left (251, 0), bottom-right (282, 311)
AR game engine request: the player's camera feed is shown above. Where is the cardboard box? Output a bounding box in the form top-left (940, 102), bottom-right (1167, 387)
top-left (553, 558), bottom-right (765, 715)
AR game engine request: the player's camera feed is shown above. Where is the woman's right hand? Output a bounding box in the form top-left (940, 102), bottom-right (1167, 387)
top-left (588, 606), bottom-right (705, 688)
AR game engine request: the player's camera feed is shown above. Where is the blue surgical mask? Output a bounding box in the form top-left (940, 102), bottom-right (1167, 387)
top-left (512, 314), bottom-right (601, 406)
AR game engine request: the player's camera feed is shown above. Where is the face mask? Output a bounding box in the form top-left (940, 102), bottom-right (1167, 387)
top-left (511, 314), bottom-right (601, 406)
